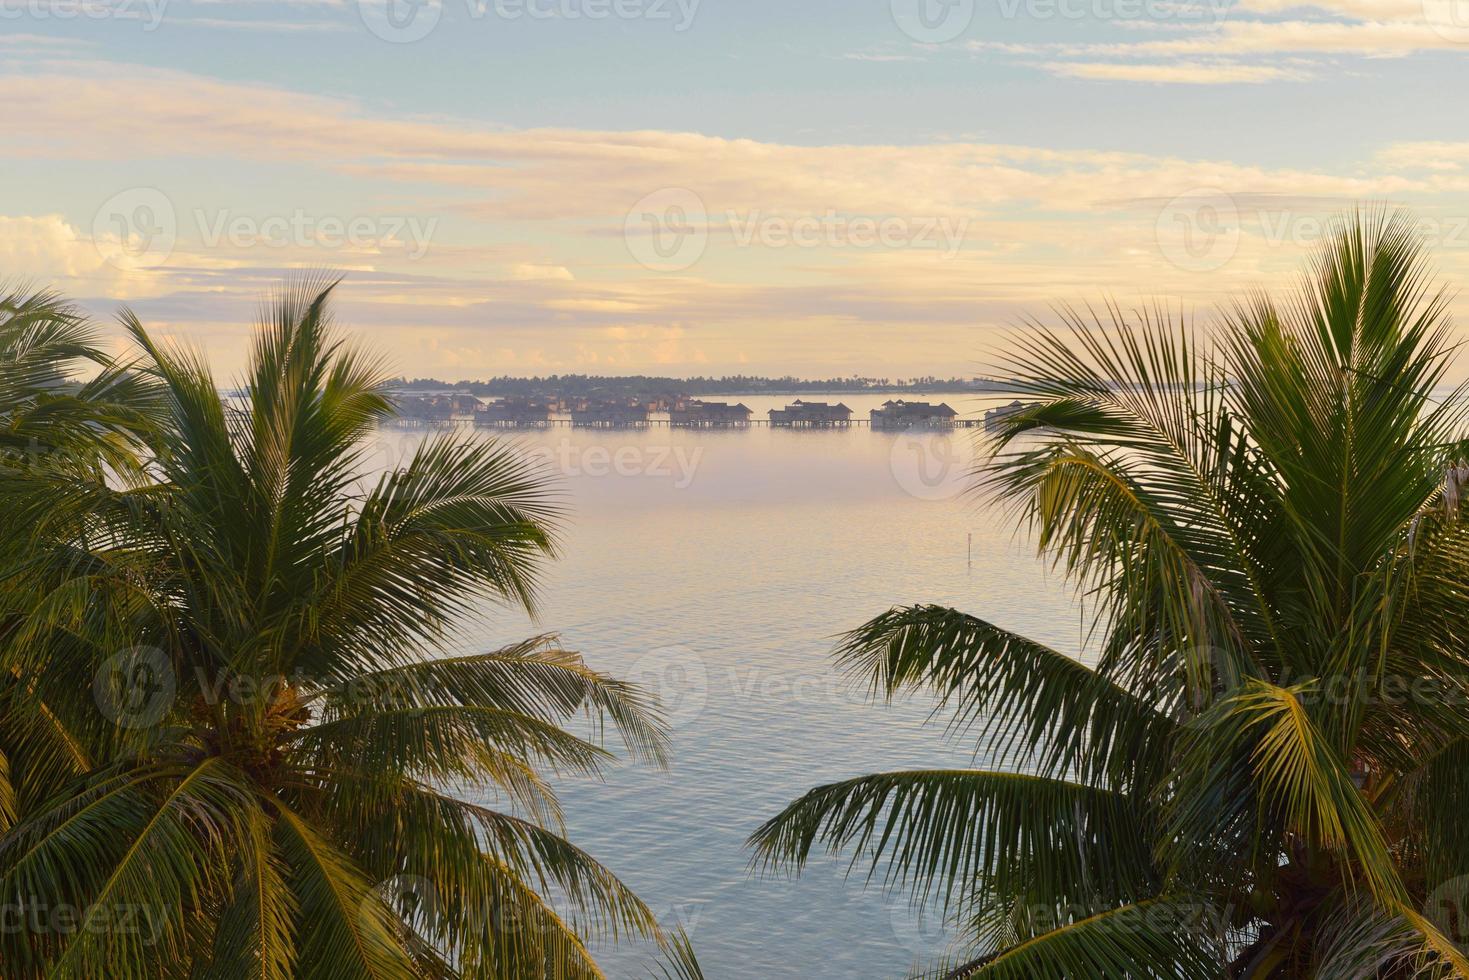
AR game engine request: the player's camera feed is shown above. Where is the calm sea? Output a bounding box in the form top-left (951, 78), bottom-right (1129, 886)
top-left (371, 393), bottom-right (1080, 979)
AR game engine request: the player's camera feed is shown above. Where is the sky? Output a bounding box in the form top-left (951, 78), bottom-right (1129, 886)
top-left (7, 0), bottom-right (1469, 379)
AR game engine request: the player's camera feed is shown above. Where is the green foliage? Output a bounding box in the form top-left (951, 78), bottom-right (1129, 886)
top-left (753, 212), bottom-right (1469, 977)
top-left (0, 280), bottom-right (676, 977)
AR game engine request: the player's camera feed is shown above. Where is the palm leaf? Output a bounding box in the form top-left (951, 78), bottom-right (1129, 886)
top-left (750, 769), bottom-right (1154, 913)
top-left (837, 606), bottom-right (1172, 793)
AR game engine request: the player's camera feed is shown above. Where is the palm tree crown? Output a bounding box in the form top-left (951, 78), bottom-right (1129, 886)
top-left (753, 213), bottom-right (1469, 978)
top-left (0, 285), bottom-right (159, 476)
top-left (0, 281), bottom-right (670, 978)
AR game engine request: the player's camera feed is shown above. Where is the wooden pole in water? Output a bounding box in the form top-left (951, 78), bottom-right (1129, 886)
top-left (967, 532), bottom-right (972, 567)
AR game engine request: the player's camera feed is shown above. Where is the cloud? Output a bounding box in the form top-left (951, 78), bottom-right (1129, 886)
top-left (0, 213), bottom-right (178, 298)
top-left (1039, 59), bottom-right (1312, 83)
top-left (965, 0), bottom-right (1469, 85)
top-left (841, 50), bottom-right (924, 62)
top-left (0, 214), bottom-right (104, 279)
top-left (1376, 142), bottom-right (1469, 172)
top-left (0, 60), bottom-right (1420, 217)
top-left (1232, 0), bottom-right (1427, 16)
top-left (0, 31), bottom-right (93, 53)
top-left (10, 59), bottom-right (1469, 377)
top-left (0, 32), bottom-right (86, 45)
top-left (507, 263), bottom-right (575, 280)
top-left (174, 16), bottom-right (349, 30)
top-left (1088, 18), bottom-right (1469, 57)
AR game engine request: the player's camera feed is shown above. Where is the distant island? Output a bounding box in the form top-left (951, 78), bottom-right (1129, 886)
top-left (390, 374), bottom-right (1015, 398)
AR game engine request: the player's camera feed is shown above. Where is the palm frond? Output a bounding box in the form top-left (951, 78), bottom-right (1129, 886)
top-left (1163, 679), bottom-right (1405, 904)
top-left (836, 605), bottom-right (1172, 793)
top-left (750, 769), bottom-right (1154, 913)
top-left (272, 800), bottom-right (422, 980)
top-left (941, 898), bottom-right (1228, 980)
top-left (313, 635), bottom-right (669, 767)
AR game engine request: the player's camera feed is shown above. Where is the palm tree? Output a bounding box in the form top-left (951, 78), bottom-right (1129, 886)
top-left (0, 281), bottom-right (670, 978)
top-left (0, 286), bottom-right (160, 834)
top-left (752, 213), bottom-right (1469, 977)
top-left (0, 284), bottom-right (158, 473)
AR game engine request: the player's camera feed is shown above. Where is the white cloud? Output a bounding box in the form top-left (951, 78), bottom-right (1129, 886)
top-left (7, 60), bottom-right (1469, 377)
top-left (175, 16), bottom-right (348, 30)
top-left (0, 31), bottom-right (93, 53)
top-left (1376, 142), bottom-right (1469, 172)
top-left (0, 214), bottom-right (100, 279)
top-left (1040, 59), bottom-right (1312, 82)
top-left (507, 263), bottom-right (575, 280)
top-left (0, 61), bottom-right (1421, 219)
top-left (0, 213), bottom-right (177, 298)
top-left (1232, 0), bottom-right (1425, 16)
top-left (842, 50), bottom-right (924, 62)
top-left (1093, 18), bottom-right (1469, 57)
top-left (966, 0), bottom-right (1469, 84)
top-left (0, 32), bottom-right (86, 45)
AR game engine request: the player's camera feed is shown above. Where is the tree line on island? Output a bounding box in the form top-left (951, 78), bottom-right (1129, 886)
top-left (393, 373), bottom-right (1010, 399)
top-left (3, 213), bottom-right (1469, 977)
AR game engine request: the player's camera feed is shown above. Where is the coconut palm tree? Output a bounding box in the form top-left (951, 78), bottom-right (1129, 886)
top-left (0, 285), bottom-right (158, 473)
top-left (0, 281), bottom-right (670, 978)
top-left (0, 286), bottom-right (160, 834)
top-left (752, 213), bottom-right (1469, 977)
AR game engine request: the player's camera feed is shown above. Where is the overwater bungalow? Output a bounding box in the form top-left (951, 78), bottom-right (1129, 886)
top-left (670, 400), bottom-right (753, 428)
top-left (392, 393), bottom-right (480, 423)
top-left (870, 399), bottom-right (959, 430)
top-left (477, 397), bottom-right (553, 428)
top-left (769, 400), bottom-right (853, 427)
top-left (571, 401), bottom-right (650, 428)
top-left (983, 400), bottom-right (1030, 431)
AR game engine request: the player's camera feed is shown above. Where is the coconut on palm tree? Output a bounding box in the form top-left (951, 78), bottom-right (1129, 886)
top-left (0, 281), bottom-right (672, 978)
top-left (752, 213), bottom-right (1469, 978)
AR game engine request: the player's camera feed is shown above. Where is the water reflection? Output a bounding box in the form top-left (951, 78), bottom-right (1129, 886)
top-left (369, 393), bottom-right (1079, 978)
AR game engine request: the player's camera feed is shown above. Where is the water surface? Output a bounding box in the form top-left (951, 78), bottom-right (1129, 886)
top-left (375, 393), bottom-right (1080, 978)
